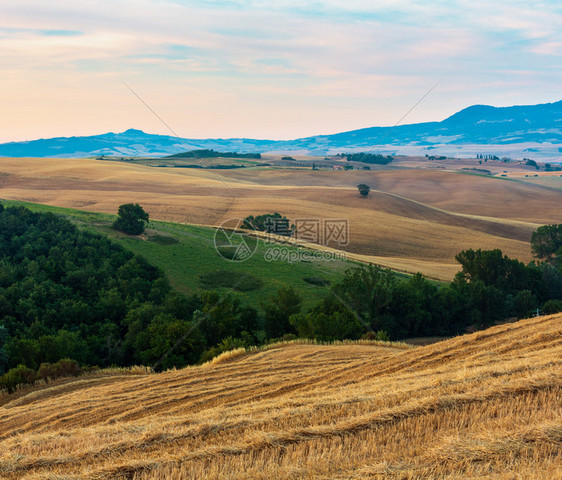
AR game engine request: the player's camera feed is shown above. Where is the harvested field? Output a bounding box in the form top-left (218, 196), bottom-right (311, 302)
top-left (0, 314), bottom-right (560, 479)
top-left (0, 157), bottom-right (561, 279)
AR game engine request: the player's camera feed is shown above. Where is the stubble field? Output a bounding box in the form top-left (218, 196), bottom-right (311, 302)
top-left (0, 314), bottom-right (560, 479)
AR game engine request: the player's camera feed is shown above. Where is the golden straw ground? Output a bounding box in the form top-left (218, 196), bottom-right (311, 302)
top-left (0, 314), bottom-right (560, 479)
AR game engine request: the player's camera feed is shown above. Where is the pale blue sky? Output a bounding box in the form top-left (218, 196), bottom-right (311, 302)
top-left (1, 0), bottom-right (561, 142)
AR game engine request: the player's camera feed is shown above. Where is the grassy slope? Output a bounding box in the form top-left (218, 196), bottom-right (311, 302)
top-left (1, 199), bottom-right (355, 311)
top-left (2, 157), bottom-right (561, 280)
top-left (0, 314), bottom-right (559, 479)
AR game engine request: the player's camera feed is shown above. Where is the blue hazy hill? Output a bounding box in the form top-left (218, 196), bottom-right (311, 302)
top-left (1, 100), bottom-right (561, 157)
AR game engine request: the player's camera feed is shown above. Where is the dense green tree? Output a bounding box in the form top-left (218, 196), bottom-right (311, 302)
top-left (341, 153), bottom-right (393, 165)
top-left (168, 149), bottom-right (260, 159)
top-left (542, 299), bottom-right (562, 315)
top-left (357, 184), bottom-right (371, 197)
top-left (295, 247), bottom-right (556, 343)
top-left (38, 330), bottom-right (90, 365)
top-left (512, 290), bottom-right (538, 318)
top-left (290, 310), bottom-right (361, 341)
top-left (388, 274), bottom-right (439, 337)
top-left (264, 286), bottom-right (302, 338)
top-left (537, 263), bottom-right (562, 300)
top-left (531, 224), bottom-right (562, 265)
top-left (241, 212), bottom-right (294, 236)
top-left (0, 326), bottom-right (8, 375)
top-left (140, 314), bottom-right (206, 370)
top-left (336, 265), bottom-right (396, 332)
top-left (454, 249), bottom-right (544, 296)
top-left (123, 302), bottom-right (162, 362)
top-left (433, 284), bottom-right (467, 334)
top-left (452, 277), bottom-right (505, 327)
top-left (5, 338), bottom-right (41, 370)
top-left (113, 203), bottom-right (149, 235)
top-left (199, 292), bottom-right (259, 346)
top-left (0, 204), bottom-right (176, 371)
top-left (525, 159), bottom-right (539, 169)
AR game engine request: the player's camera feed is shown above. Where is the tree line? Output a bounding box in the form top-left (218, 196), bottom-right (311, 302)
top-left (287, 248), bottom-right (561, 342)
top-left (1, 203), bottom-right (561, 392)
top-left (337, 153), bottom-right (394, 165)
top-left (167, 149), bottom-right (261, 159)
top-left (0, 206), bottom-right (252, 371)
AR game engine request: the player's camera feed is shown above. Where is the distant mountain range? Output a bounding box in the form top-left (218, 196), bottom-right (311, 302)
top-left (2, 100), bottom-right (562, 160)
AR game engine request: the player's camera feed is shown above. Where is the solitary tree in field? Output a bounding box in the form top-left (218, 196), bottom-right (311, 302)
top-left (113, 203), bottom-right (149, 235)
top-left (357, 184), bottom-right (371, 197)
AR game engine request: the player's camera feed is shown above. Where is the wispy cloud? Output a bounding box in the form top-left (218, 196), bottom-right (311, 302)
top-left (1, 0), bottom-right (561, 142)
top-left (40, 29), bottom-right (83, 36)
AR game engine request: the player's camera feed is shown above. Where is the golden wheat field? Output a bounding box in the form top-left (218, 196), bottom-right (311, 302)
top-left (0, 314), bottom-right (560, 479)
top-left (1, 157), bottom-right (561, 279)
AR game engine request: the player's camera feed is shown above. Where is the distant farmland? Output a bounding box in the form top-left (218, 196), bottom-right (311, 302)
top-left (0, 156), bottom-right (561, 279)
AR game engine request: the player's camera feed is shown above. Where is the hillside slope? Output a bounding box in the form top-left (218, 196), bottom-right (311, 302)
top-left (0, 314), bottom-right (560, 479)
top-left (1, 157), bottom-right (561, 280)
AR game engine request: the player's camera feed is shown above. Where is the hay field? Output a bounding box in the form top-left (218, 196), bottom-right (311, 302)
top-left (0, 157), bottom-right (561, 279)
top-left (0, 314), bottom-right (560, 479)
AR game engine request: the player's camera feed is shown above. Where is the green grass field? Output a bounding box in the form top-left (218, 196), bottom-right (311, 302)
top-left (1, 199), bottom-right (357, 311)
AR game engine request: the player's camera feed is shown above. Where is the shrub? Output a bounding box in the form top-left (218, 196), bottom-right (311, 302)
top-left (0, 365), bottom-right (37, 393)
top-left (361, 330), bottom-right (390, 341)
top-left (542, 299), bottom-right (562, 315)
top-left (37, 362), bottom-right (55, 381)
top-left (53, 358), bottom-right (81, 377)
top-left (35, 359), bottom-right (81, 384)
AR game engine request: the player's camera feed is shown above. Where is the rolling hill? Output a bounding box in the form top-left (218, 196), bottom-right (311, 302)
top-left (1, 100), bottom-right (562, 158)
top-left (0, 156), bottom-right (561, 280)
top-left (0, 199), bottom-right (354, 313)
top-left (1, 314), bottom-right (560, 479)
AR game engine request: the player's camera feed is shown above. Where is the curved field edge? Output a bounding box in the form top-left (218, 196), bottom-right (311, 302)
top-left (0, 314), bottom-right (559, 479)
top-left (0, 199), bottom-right (364, 311)
top-left (202, 337), bottom-right (415, 366)
top-left (1, 157), bottom-right (561, 280)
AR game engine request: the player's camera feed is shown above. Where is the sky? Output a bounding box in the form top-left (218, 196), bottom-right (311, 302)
top-left (1, 0), bottom-right (562, 142)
